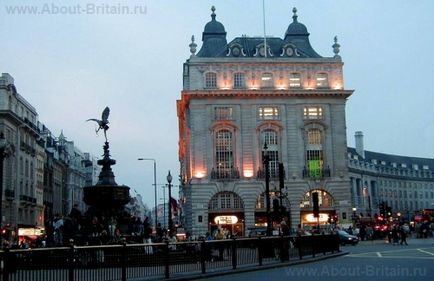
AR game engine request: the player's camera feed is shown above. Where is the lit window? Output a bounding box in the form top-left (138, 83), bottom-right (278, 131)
top-left (306, 129), bottom-right (323, 178)
top-left (205, 72), bottom-right (217, 89)
top-left (215, 130), bottom-right (233, 179)
top-left (316, 73), bottom-right (329, 88)
top-left (261, 73), bottom-right (274, 88)
top-left (289, 73), bottom-right (301, 88)
top-left (262, 130), bottom-right (279, 178)
top-left (233, 73), bottom-right (245, 89)
top-left (303, 107), bottom-right (323, 120)
top-left (214, 107), bottom-right (233, 120)
top-left (258, 106), bottom-right (279, 120)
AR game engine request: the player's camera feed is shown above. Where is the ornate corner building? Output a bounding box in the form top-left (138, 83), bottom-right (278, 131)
top-left (177, 7), bottom-right (354, 236)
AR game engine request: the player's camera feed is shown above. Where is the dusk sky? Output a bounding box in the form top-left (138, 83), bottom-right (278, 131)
top-left (1, 0), bottom-right (433, 209)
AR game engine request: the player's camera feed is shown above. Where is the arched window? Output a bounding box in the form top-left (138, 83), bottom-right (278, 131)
top-left (262, 129), bottom-right (279, 178)
top-left (208, 192), bottom-right (244, 210)
top-left (300, 189), bottom-right (334, 208)
top-left (305, 129), bottom-right (323, 178)
top-left (316, 73), bottom-right (329, 88)
top-left (214, 130), bottom-right (234, 179)
top-left (205, 72), bottom-right (217, 89)
top-left (289, 73), bottom-right (301, 88)
top-left (261, 73), bottom-right (274, 89)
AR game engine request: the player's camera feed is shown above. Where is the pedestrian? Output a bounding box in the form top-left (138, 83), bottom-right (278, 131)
top-left (399, 225), bottom-right (408, 245)
top-left (391, 225), bottom-right (399, 245)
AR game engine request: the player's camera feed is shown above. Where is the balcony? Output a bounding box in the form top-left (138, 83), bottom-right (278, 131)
top-left (302, 166), bottom-right (331, 179)
top-left (256, 168), bottom-right (279, 180)
top-left (210, 167), bottom-right (240, 180)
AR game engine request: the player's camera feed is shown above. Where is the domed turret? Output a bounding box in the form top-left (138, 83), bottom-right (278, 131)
top-left (197, 6), bottom-right (228, 57)
top-left (283, 7), bottom-right (321, 58)
top-left (284, 7), bottom-right (309, 38)
top-left (203, 6), bottom-right (226, 36)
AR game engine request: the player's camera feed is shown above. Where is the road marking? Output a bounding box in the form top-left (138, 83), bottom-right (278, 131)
top-left (417, 248), bottom-right (434, 256)
top-left (346, 255), bottom-right (434, 260)
top-left (376, 252), bottom-right (382, 257)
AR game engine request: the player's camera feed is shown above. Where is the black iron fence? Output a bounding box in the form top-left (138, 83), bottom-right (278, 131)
top-left (0, 234), bottom-right (340, 281)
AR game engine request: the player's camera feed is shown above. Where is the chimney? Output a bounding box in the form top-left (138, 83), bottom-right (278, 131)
top-left (355, 131), bottom-right (365, 158)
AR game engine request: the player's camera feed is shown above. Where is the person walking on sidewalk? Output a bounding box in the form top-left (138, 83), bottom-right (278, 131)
top-left (399, 225), bottom-right (408, 245)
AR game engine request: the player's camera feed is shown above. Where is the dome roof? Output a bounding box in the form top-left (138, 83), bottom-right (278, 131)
top-left (203, 6), bottom-right (226, 35)
top-left (285, 7), bottom-right (309, 36)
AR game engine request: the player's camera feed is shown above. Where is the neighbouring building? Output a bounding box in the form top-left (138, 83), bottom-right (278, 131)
top-left (0, 73), bottom-right (100, 243)
top-left (348, 131), bottom-right (434, 221)
top-left (177, 7), bottom-right (354, 236)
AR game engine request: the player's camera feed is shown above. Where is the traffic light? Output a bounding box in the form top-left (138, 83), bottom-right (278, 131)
top-left (386, 206), bottom-right (392, 218)
top-left (273, 198), bottom-right (280, 214)
top-left (312, 192), bottom-right (319, 218)
top-left (379, 201), bottom-right (385, 216)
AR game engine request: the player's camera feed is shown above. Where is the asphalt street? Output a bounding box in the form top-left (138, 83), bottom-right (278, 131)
top-left (199, 238), bottom-right (434, 281)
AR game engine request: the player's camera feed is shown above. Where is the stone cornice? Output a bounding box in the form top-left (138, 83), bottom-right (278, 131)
top-left (180, 89), bottom-right (353, 101)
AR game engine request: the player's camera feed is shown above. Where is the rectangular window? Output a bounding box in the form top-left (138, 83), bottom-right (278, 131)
top-left (258, 106), bottom-right (279, 120)
top-left (205, 72), bottom-right (217, 89)
top-left (303, 107), bottom-right (323, 120)
top-left (214, 107), bottom-right (233, 120)
top-left (261, 73), bottom-right (274, 88)
top-left (289, 73), bottom-right (301, 88)
top-left (233, 73), bottom-right (245, 89)
top-left (316, 73), bottom-right (329, 88)
top-left (262, 150), bottom-right (279, 178)
top-left (307, 150), bottom-right (323, 178)
top-left (215, 130), bottom-right (233, 179)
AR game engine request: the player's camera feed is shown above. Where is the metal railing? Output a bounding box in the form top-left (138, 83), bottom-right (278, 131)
top-left (0, 235), bottom-right (340, 281)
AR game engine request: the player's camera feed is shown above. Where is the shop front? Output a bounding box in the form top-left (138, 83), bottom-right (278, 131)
top-left (208, 213), bottom-right (244, 237)
top-left (18, 227), bottom-right (45, 247)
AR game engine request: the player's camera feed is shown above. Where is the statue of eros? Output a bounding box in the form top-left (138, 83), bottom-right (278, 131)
top-left (87, 106), bottom-right (110, 143)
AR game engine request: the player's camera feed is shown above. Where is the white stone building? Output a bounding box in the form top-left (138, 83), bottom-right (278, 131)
top-left (177, 7), bottom-right (354, 236)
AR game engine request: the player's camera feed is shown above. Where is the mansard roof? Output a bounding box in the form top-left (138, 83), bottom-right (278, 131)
top-left (348, 147), bottom-right (434, 171)
top-left (196, 6), bottom-right (321, 58)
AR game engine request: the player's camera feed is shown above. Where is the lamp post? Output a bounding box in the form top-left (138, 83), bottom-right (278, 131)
top-left (263, 142), bottom-right (272, 236)
top-left (0, 132), bottom-right (12, 248)
top-left (166, 171), bottom-right (173, 235)
top-left (352, 207), bottom-right (357, 226)
top-left (137, 158), bottom-right (157, 229)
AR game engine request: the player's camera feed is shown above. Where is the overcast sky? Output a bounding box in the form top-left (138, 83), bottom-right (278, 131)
top-left (1, 0), bottom-right (433, 209)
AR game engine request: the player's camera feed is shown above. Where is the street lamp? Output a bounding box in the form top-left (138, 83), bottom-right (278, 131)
top-left (0, 132), bottom-right (12, 248)
top-left (166, 170), bottom-right (173, 235)
top-left (137, 158), bottom-right (157, 229)
top-left (263, 142), bottom-right (272, 236)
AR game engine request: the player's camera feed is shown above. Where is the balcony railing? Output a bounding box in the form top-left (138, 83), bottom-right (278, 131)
top-left (256, 168), bottom-right (279, 179)
top-left (210, 167), bottom-right (240, 180)
top-left (302, 166), bottom-right (331, 179)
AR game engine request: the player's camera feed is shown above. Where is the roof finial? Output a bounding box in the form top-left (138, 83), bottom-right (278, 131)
top-left (211, 6), bottom-right (216, 20)
top-left (189, 35), bottom-right (197, 57)
top-left (332, 35), bottom-right (341, 59)
top-left (292, 7), bottom-right (298, 22)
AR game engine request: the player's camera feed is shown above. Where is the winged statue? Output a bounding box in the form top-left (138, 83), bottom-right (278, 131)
top-left (87, 106), bottom-right (110, 142)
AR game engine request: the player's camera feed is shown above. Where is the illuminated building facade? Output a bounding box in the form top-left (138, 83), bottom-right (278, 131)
top-left (177, 7), bottom-right (354, 236)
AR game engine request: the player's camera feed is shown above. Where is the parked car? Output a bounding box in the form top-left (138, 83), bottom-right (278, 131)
top-left (337, 230), bottom-right (359, 245)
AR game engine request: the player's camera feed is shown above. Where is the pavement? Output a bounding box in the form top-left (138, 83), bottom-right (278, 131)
top-left (169, 251), bottom-right (349, 281)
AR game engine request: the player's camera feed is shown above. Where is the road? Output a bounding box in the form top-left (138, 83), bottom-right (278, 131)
top-left (200, 238), bottom-right (434, 281)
